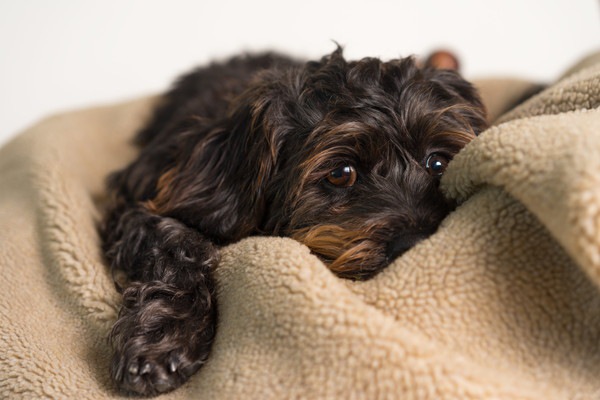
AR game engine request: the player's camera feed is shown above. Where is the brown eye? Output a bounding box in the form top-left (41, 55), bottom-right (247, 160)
top-left (327, 165), bottom-right (357, 187)
top-left (425, 153), bottom-right (450, 176)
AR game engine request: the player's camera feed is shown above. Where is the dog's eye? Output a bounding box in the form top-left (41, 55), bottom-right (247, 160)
top-left (327, 165), bottom-right (357, 187)
top-left (425, 153), bottom-right (450, 176)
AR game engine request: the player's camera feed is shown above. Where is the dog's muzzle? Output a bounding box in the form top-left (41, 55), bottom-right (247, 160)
top-left (387, 231), bottom-right (432, 261)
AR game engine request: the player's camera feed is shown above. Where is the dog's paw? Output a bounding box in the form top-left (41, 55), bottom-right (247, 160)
top-left (109, 281), bottom-right (216, 395)
top-left (111, 346), bottom-right (203, 395)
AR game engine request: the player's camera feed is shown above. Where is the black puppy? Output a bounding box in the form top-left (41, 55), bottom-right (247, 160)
top-left (101, 47), bottom-right (487, 395)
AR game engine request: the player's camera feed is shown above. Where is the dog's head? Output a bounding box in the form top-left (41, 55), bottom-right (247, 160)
top-left (149, 48), bottom-right (487, 279)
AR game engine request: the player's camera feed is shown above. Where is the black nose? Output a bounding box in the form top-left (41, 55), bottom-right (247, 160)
top-left (387, 231), bottom-right (432, 261)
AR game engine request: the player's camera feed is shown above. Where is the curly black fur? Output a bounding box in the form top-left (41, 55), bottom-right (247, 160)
top-left (101, 48), bottom-right (487, 395)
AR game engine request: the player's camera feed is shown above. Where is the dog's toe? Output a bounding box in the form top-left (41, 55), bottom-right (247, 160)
top-left (112, 350), bottom-right (202, 396)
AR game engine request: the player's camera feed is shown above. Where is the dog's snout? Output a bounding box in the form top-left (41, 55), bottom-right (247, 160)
top-left (387, 231), bottom-right (431, 261)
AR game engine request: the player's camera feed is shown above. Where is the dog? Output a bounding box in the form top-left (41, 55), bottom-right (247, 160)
top-left (101, 47), bottom-right (487, 395)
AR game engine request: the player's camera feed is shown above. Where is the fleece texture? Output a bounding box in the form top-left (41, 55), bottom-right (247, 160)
top-left (1, 52), bottom-right (600, 399)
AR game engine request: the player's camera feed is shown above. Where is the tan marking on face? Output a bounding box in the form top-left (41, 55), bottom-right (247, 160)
top-left (291, 224), bottom-right (384, 278)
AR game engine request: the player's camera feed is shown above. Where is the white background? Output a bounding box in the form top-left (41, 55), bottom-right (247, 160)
top-left (0, 0), bottom-right (598, 146)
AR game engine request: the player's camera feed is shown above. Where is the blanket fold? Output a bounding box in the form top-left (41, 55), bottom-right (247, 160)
top-left (1, 52), bottom-right (600, 399)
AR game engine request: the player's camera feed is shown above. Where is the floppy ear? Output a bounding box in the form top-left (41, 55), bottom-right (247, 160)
top-left (146, 80), bottom-right (281, 243)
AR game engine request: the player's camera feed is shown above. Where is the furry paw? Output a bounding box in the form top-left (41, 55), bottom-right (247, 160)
top-left (112, 346), bottom-right (203, 395)
top-left (109, 281), bottom-right (216, 395)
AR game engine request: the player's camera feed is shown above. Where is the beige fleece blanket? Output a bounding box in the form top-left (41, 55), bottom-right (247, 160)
top-left (1, 52), bottom-right (600, 399)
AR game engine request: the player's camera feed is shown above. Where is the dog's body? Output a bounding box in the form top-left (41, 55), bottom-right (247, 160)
top-left (102, 48), bottom-right (487, 395)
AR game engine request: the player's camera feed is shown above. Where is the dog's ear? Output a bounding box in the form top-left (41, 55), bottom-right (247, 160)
top-left (146, 76), bottom-right (283, 242)
top-left (423, 50), bottom-right (461, 71)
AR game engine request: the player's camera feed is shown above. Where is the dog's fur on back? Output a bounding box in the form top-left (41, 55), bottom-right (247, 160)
top-left (101, 47), bottom-right (487, 395)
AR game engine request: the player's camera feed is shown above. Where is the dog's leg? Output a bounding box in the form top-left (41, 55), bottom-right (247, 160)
top-left (103, 203), bottom-right (218, 395)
